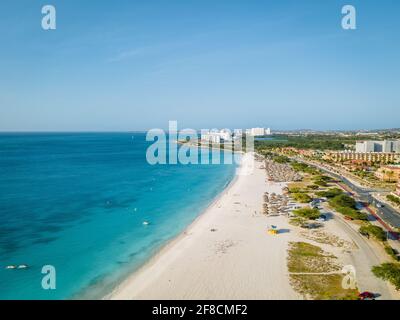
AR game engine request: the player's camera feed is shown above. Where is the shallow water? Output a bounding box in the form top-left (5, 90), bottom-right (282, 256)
top-left (0, 132), bottom-right (237, 299)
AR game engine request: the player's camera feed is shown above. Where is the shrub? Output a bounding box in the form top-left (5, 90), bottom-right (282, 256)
top-left (307, 185), bottom-right (320, 190)
top-left (314, 175), bottom-right (332, 182)
top-left (273, 155), bottom-right (290, 164)
top-left (292, 193), bottom-right (312, 203)
top-left (293, 207), bottom-right (321, 220)
top-left (291, 162), bottom-right (309, 172)
top-left (327, 194), bottom-right (368, 221)
top-left (289, 187), bottom-right (301, 194)
top-left (372, 263), bottom-right (400, 290)
top-left (316, 188), bottom-right (343, 198)
top-left (384, 245), bottom-right (400, 261)
top-left (329, 194), bottom-right (357, 209)
top-left (314, 180), bottom-right (328, 187)
top-left (336, 207), bottom-right (369, 221)
top-left (387, 194), bottom-right (400, 205)
top-left (359, 225), bottom-right (387, 242)
top-left (291, 162), bottom-right (319, 174)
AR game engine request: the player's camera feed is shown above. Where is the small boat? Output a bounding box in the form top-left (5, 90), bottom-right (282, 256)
top-left (142, 221), bottom-right (150, 226)
top-left (17, 264), bottom-right (29, 269)
top-left (5, 265), bottom-right (17, 269)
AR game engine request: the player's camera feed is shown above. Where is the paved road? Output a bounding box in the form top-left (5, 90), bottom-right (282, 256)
top-left (330, 211), bottom-right (396, 299)
top-left (294, 157), bottom-right (400, 229)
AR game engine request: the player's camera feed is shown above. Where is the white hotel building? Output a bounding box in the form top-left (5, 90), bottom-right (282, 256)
top-left (201, 127), bottom-right (272, 143)
top-left (245, 127), bottom-right (271, 136)
top-left (200, 129), bottom-right (235, 144)
top-left (355, 140), bottom-right (400, 153)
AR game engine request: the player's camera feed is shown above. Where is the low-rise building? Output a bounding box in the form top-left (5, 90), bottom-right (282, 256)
top-left (323, 151), bottom-right (399, 164)
top-left (375, 165), bottom-right (400, 182)
top-left (395, 183), bottom-right (400, 197)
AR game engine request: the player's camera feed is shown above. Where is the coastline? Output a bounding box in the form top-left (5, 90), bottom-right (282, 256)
top-left (102, 154), bottom-right (242, 300)
top-left (107, 153), bottom-right (301, 300)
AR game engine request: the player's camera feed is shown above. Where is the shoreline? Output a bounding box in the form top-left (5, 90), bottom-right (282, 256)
top-left (108, 153), bottom-right (300, 300)
top-left (103, 155), bottom-right (242, 300)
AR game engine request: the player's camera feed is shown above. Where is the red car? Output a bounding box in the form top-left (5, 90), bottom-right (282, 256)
top-left (358, 291), bottom-right (375, 300)
top-left (344, 216), bottom-right (354, 221)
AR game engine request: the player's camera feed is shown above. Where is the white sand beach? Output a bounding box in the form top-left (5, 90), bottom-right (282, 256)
top-left (109, 153), bottom-right (302, 300)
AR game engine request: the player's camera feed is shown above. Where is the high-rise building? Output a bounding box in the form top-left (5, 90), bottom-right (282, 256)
top-left (355, 140), bottom-right (400, 153)
top-left (200, 129), bottom-right (234, 143)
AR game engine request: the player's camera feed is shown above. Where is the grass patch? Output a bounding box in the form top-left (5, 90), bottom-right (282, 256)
top-left (384, 245), bottom-right (400, 262)
top-left (289, 217), bottom-right (307, 227)
top-left (359, 224), bottom-right (387, 242)
top-left (316, 188), bottom-right (343, 198)
top-left (387, 194), bottom-right (400, 206)
top-left (372, 263), bottom-right (400, 290)
top-left (329, 194), bottom-right (357, 209)
top-left (287, 242), bottom-right (339, 273)
top-left (336, 207), bottom-right (369, 221)
top-left (291, 162), bottom-right (319, 175)
top-left (292, 207), bottom-right (320, 220)
top-left (273, 155), bottom-right (290, 163)
top-left (290, 274), bottom-right (359, 300)
top-left (288, 242), bottom-right (358, 300)
top-left (292, 193), bottom-right (312, 203)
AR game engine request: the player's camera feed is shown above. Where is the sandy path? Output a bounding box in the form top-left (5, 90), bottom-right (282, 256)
top-left (109, 153), bottom-right (301, 300)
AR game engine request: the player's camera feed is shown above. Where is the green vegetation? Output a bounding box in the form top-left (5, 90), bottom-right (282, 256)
top-left (290, 274), bottom-right (359, 300)
top-left (314, 180), bottom-right (328, 187)
top-left (372, 263), bottom-right (400, 290)
top-left (292, 207), bottom-right (320, 220)
top-left (288, 242), bottom-right (358, 300)
top-left (291, 161), bottom-right (319, 174)
top-left (314, 175), bottom-right (332, 182)
top-left (336, 207), bottom-right (369, 221)
top-left (328, 194), bottom-right (368, 221)
top-left (307, 185), bottom-right (320, 190)
top-left (288, 187), bottom-right (302, 193)
top-left (254, 135), bottom-right (354, 151)
top-left (291, 162), bottom-right (310, 172)
top-left (272, 155), bottom-right (290, 164)
top-left (359, 225), bottom-right (387, 242)
top-left (255, 133), bottom-right (400, 153)
top-left (287, 242), bottom-right (338, 273)
top-left (316, 188), bottom-right (343, 198)
top-left (387, 194), bottom-right (400, 206)
top-left (384, 245), bottom-right (400, 262)
top-left (313, 175), bottom-right (332, 187)
top-left (292, 193), bottom-right (312, 203)
top-left (329, 194), bottom-right (357, 209)
top-left (289, 217), bottom-right (307, 227)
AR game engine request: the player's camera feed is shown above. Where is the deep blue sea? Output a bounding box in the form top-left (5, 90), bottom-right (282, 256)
top-left (0, 133), bottom-right (237, 299)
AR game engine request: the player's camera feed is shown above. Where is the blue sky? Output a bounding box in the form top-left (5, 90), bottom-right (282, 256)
top-left (0, 0), bottom-right (399, 131)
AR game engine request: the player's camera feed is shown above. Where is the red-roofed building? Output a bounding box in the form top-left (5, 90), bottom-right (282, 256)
top-left (395, 183), bottom-right (400, 197)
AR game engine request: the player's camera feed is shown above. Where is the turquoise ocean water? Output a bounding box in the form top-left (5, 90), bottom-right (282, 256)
top-left (0, 133), bottom-right (237, 299)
